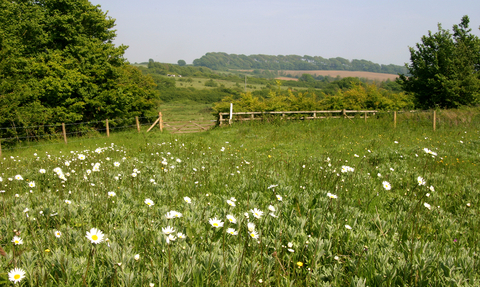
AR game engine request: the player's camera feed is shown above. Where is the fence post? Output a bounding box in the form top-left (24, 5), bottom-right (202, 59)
top-left (159, 112), bottom-right (163, 132)
top-left (364, 112), bottom-right (367, 123)
top-left (433, 110), bottom-right (436, 132)
top-left (342, 109), bottom-right (346, 119)
top-left (219, 113), bottom-right (223, 126)
top-left (394, 111), bottom-right (397, 129)
top-left (62, 123), bottom-right (67, 144)
top-left (106, 119), bottom-right (110, 137)
top-left (229, 103), bottom-right (233, 125)
top-left (136, 116), bottom-right (140, 132)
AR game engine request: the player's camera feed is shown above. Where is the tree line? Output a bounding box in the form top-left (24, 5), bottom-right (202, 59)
top-left (193, 52), bottom-right (408, 75)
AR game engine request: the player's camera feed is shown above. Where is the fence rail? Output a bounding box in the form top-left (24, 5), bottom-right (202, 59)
top-left (219, 109), bottom-right (378, 125)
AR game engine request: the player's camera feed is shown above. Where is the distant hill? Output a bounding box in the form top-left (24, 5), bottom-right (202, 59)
top-left (193, 52), bottom-right (408, 75)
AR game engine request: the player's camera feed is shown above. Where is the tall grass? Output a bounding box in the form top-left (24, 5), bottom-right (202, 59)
top-left (0, 118), bottom-right (479, 286)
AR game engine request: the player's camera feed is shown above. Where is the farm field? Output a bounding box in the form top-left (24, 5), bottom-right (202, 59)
top-left (0, 117), bottom-right (479, 286)
top-left (277, 70), bottom-right (399, 81)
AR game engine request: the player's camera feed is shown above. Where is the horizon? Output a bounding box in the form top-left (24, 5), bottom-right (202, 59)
top-left (91, 0), bottom-right (480, 67)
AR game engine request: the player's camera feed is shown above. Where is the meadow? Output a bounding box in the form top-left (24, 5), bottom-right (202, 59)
top-left (0, 116), bottom-right (479, 286)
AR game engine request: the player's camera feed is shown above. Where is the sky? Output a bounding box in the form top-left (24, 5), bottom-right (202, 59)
top-left (91, 0), bottom-right (480, 66)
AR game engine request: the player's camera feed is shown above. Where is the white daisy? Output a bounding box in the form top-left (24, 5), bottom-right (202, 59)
top-left (250, 208), bottom-right (263, 219)
top-left (144, 198), bottom-right (154, 207)
top-left (209, 217), bottom-right (224, 228)
top-left (86, 228), bottom-right (105, 244)
top-left (8, 268), bottom-right (26, 284)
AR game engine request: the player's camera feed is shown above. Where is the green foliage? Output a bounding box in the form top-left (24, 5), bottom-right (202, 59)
top-left (213, 84), bottom-right (414, 115)
top-left (0, 0), bottom-right (159, 137)
top-left (193, 52), bottom-right (408, 74)
top-left (398, 15), bottom-right (480, 109)
top-left (177, 59), bottom-right (186, 66)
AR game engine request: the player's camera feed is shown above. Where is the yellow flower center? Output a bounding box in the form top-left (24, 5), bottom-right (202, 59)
top-left (92, 235), bottom-right (98, 241)
top-left (14, 274), bottom-right (20, 279)
top-left (15, 240), bottom-right (19, 244)
top-left (213, 223), bottom-right (218, 227)
top-left (250, 233), bottom-right (255, 237)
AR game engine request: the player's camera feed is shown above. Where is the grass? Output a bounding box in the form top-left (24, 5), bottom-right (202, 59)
top-left (0, 116), bottom-right (479, 286)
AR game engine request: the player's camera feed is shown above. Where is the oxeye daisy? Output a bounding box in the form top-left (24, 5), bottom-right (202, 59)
top-left (108, 191), bottom-right (116, 197)
top-left (424, 202), bottom-right (431, 210)
top-left (65, 199), bottom-right (72, 205)
top-left (276, 194), bottom-right (283, 201)
top-left (134, 254), bottom-right (140, 261)
top-left (39, 169), bottom-right (46, 174)
top-left (382, 181), bottom-right (392, 191)
top-left (226, 214), bottom-right (237, 224)
top-left (250, 208), bottom-right (263, 219)
top-left (28, 181), bottom-right (35, 188)
top-left (15, 175), bottom-right (23, 180)
top-left (12, 236), bottom-right (23, 245)
top-left (54, 231), bottom-right (62, 238)
top-left (417, 176), bottom-right (426, 186)
top-left (227, 228), bottom-right (238, 235)
top-left (177, 232), bottom-right (186, 239)
top-left (209, 217), bottom-right (224, 228)
top-left (86, 228), bottom-right (104, 244)
top-left (183, 196), bottom-right (192, 204)
top-left (247, 222), bottom-right (255, 232)
top-left (144, 198), bottom-right (154, 207)
top-left (8, 268), bottom-right (26, 284)
top-left (345, 225), bottom-right (352, 230)
top-left (249, 230), bottom-right (259, 239)
top-left (327, 192), bottom-right (338, 199)
top-left (166, 234), bottom-right (176, 244)
top-left (162, 226), bottom-right (175, 235)
top-left (226, 200), bottom-right (236, 207)
top-left (114, 162), bottom-right (120, 167)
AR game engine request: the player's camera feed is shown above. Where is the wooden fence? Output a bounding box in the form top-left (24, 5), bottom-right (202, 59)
top-left (163, 120), bottom-right (216, 134)
top-left (219, 109), bottom-right (378, 125)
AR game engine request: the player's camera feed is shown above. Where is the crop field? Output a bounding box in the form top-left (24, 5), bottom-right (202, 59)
top-left (0, 117), bottom-right (479, 286)
top-left (278, 70), bottom-right (399, 82)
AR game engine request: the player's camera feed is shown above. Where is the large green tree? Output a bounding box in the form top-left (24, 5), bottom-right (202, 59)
top-left (0, 0), bottom-right (158, 131)
top-left (398, 16), bottom-right (480, 109)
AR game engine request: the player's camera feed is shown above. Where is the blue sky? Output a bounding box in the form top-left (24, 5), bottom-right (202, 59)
top-left (91, 0), bottom-right (480, 66)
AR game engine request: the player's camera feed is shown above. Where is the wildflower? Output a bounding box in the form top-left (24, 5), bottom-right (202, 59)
top-left (341, 166), bottom-right (354, 173)
top-left (268, 184), bottom-right (278, 189)
top-left (165, 210), bottom-right (182, 219)
top-left (287, 242), bottom-right (293, 248)
top-left (134, 254), bottom-right (140, 261)
top-left (227, 228), bottom-right (238, 235)
top-left (8, 268), bottom-right (26, 284)
top-left (334, 256), bottom-right (340, 261)
top-left (65, 199), bottom-right (72, 205)
top-left (327, 192), bottom-right (338, 199)
top-left (12, 236), bottom-right (23, 245)
top-left (417, 176), bottom-right (426, 186)
top-left (268, 205), bottom-right (276, 212)
top-left (424, 202), bottom-right (431, 210)
top-left (15, 175), bottom-right (23, 180)
top-left (78, 154), bottom-right (86, 160)
top-left (276, 194), bottom-right (283, 201)
top-left (45, 249), bottom-right (50, 252)
top-left (131, 172), bottom-right (137, 177)
top-left (244, 212), bottom-right (249, 219)
top-left (86, 228), bottom-right (104, 244)
top-left (250, 208), bottom-right (263, 219)
top-left (345, 225), bottom-right (352, 230)
top-left (54, 231), bottom-right (62, 238)
top-left (177, 232), bottom-right (186, 239)
top-left (166, 234), bottom-right (176, 244)
top-left (144, 198), bottom-right (154, 207)
top-left (297, 262), bottom-right (303, 267)
top-left (28, 181), bottom-right (35, 188)
top-left (92, 163), bottom-right (100, 171)
top-left (39, 169), bottom-right (46, 174)
top-left (183, 196), bottom-right (192, 203)
top-left (226, 214), bottom-right (237, 224)
top-left (249, 230), bottom-right (259, 239)
top-left (382, 181), bottom-right (392, 191)
top-left (288, 248), bottom-right (294, 253)
top-left (247, 222), bottom-right (255, 232)
top-left (429, 185), bottom-right (435, 192)
top-left (226, 199), bottom-right (236, 207)
top-left (176, 158), bottom-right (182, 163)
top-left (114, 162), bottom-right (120, 167)
top-left (108, 191), bottom-right (116, 197)
top-left (23, 208), bottom-right (29, 213)
top-left (269, 212), bottom-right (278, 218)
top-left (209, 217), bottom-right (224, 228)
top-left (162, 226), bottom-right (175, 235)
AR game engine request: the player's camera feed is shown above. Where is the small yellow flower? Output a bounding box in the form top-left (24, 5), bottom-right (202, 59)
top-left (45, 249), bottom-right (51, 252)
top-left (297, 262), bottom-right (303, 267)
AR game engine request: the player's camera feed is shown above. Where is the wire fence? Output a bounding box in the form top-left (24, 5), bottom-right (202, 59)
top-left (0, 115), bottom-right (162, 153)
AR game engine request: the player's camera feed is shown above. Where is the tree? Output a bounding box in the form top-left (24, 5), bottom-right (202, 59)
top-left (0, 0), bottom-right (158, 132)
top-left (398, 16), bottom-right (480, 109)
top-left (177, 59), bottom-right (186, 66)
